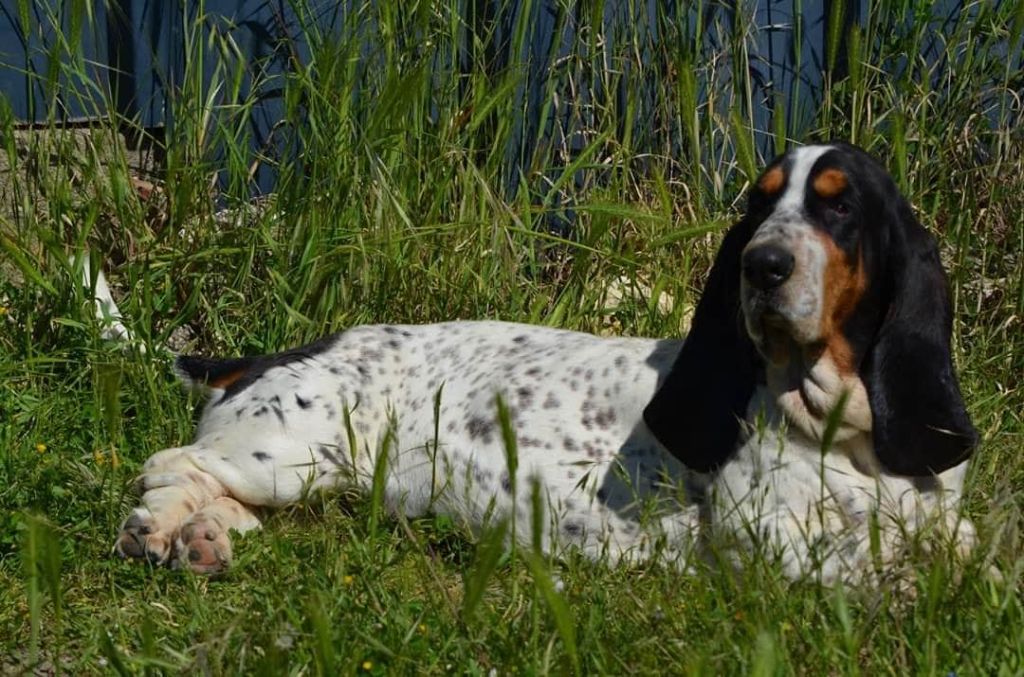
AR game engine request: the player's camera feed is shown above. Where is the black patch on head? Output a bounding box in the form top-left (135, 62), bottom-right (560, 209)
top-left (295, 394), bottom-right (311, 409)
top-left (178, 333), bottom-right (341, 405)
top-left (252, 451), bottom-right (271, 462)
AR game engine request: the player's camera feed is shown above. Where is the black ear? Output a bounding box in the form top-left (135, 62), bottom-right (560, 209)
top-left (643, 219), bottom-right (760, 472)
top-left (863, 202), bottom-right (977, 476)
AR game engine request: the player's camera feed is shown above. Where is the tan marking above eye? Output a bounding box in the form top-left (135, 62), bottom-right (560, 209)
top-left (813, 168), bottom-right (848, 198)
top-left (758, 165), bottom-right (785, 194)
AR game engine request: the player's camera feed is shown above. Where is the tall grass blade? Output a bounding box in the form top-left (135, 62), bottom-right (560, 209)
top-left (21, 514), bottom-right (62, 668)
top-left (819, 389), bottom-right (851, 455)
top-left (368, 423), bottom-right (393, 536)
top-left (461, 517), bottom-right (509, 623)
top-left (523, 551), bottom-right (579, 674)
top-left (496, 394), bottom-right (519, 542)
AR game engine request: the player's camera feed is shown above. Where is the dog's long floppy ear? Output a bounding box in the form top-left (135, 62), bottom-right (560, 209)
top-left (862, 200), bottom-right (977, 476)
top-left (644, 219), bottom-right (760, 472)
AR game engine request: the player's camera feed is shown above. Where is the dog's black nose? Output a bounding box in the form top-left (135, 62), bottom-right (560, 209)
top-left (743, 244), bottom-right (795, 291)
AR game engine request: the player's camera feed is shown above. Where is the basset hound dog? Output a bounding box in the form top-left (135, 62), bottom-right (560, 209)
top-left (113, 143), bottom-right (978, 583)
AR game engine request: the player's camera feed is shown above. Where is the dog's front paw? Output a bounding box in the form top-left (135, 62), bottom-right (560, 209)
top-left (114, 508), bottom-right (177, 566)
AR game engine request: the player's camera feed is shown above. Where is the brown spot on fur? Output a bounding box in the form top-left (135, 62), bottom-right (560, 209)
top-left (817, 234), bottom-right (867, 373)
top-left (758, 165), bottom-right (785, 194)
top-left (813, 168), bottom-right (848, 198)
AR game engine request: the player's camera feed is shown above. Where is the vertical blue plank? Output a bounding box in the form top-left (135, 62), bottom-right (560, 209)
top-left (105, 1), bottom-right (177, 129)
top-left (0, 1), bottom-right (111, 123)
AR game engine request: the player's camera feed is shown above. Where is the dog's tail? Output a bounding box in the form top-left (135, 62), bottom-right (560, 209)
top-left (173, 355), bottom-right (261, 392)
top-left (79, 250), bottom-right (337, 397)
top-left (174, 334), bottom-right (339, 395)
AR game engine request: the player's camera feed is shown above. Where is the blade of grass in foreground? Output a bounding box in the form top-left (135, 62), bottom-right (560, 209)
top-left (461, 517), bottom-right (509, 623)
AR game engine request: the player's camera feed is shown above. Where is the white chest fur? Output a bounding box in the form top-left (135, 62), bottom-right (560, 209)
top-left (710, 386), bottom-right (972, 583)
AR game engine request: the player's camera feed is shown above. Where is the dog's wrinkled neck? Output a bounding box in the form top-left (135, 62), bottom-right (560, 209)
top-left (760, 342), bottom-right (879, 474)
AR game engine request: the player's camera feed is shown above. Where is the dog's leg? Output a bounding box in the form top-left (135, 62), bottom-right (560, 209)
top-left (114, 446), bottom-right (260, 569)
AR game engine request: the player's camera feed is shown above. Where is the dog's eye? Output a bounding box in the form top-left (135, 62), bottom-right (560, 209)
top-left (830, 201), bottom-right (850, 216)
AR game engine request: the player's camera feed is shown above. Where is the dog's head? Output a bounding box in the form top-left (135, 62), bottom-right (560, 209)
top-left (644, 143), bottom-right (977, 476)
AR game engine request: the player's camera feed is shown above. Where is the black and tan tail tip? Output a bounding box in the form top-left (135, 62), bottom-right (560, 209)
top-left (174, 354), bottom-right (258, 392)
top-left (174, 334), bottom-right (339, 395)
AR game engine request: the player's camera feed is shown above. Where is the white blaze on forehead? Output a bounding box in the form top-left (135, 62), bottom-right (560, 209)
top-left (776, 145), bottom-right (833, 213)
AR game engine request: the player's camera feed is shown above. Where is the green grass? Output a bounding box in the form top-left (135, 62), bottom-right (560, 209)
top-left (1, 0), bottom-right (1023, 673)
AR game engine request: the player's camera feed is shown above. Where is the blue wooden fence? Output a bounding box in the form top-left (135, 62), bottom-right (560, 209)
top-left (1, 1), bottom-right (1019, 197)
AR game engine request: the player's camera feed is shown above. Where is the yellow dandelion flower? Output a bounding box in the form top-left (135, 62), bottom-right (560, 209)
top-left (362, 660), bottom-right (373, 670)
top-left (94, 449), bottom-right (107, 466)
top-left (343, 574), bottom-right (354, 585)
top-left (418, 623), bottom-right (427, 635)
top-left (0, 306), bottom-right (8, 316)
top-left (35, 442), bottom-right (47, 453)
